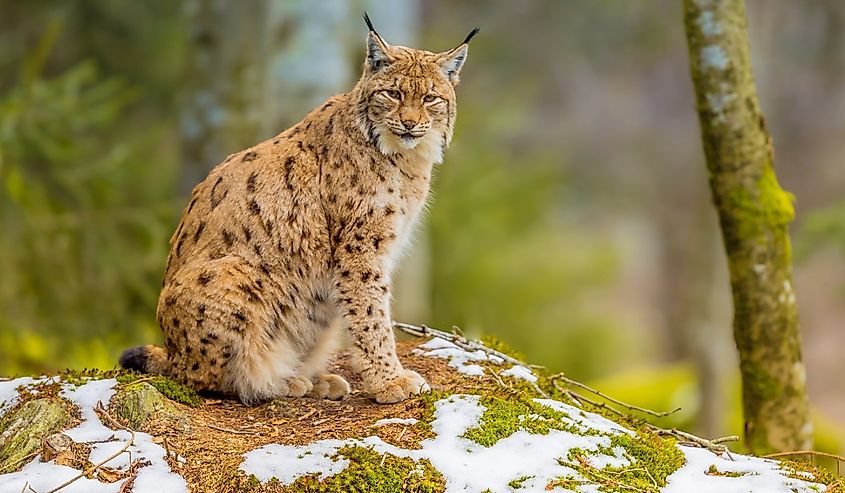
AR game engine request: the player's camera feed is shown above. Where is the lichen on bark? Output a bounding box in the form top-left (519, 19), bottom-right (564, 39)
top-left (0, 398), bottom-right (72, 473)
top-left (683, 0), bottom-right (812, 454)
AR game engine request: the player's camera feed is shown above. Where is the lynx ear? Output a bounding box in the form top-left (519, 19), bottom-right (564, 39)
top-left (438, 28), bottom-right (479, 85)
top-left (364, 13), bottom-right (392, 72)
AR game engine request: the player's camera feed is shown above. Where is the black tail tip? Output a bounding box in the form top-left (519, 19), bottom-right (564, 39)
top-left (119, 345), bottom-right (149, 372)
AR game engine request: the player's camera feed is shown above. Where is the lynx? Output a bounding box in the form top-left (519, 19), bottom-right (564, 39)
top-left (119, 16), bottom-right (477, 404)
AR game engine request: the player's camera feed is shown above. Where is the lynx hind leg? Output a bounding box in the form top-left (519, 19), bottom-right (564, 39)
top-left (300, 316), bottom-right (350, 400)
top-left (228, 329), bottom-right (315, 404)
top-left (166, 256), bottom-right (312, 405)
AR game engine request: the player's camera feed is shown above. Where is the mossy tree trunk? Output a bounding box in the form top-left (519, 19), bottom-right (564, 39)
top-left (683, 0), bottom-right (812, 454)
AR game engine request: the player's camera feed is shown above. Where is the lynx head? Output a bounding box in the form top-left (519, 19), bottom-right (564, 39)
top-left (355, 13), bottom-right (478, 163)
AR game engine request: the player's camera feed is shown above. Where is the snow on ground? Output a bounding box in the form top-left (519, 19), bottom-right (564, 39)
top-left (0, 339), bottom-right (832, 493)
top-left (501, 364), bottom-right (538, 383)
top-left (413, 337), bottom-right (507, 376)
top-left (0, 378), bottom-right (187, 493)
top-left (664, 446), bottom-right (826, 493)
top-left (242, 393), bottom-right (827, 492)
top-left (243, 394), bottom-right (631, 492)
top-left (0, 376), bottom-right (35, 416)
top-left (241, 338), bottom-right (827, 493)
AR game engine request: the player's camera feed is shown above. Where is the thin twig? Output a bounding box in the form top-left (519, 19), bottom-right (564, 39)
top-left (711, 435), bottom-right (741, 444)
top-left (528, 380), bottom-right (549, 399)
top-left (552, 380), bottom-right (733, 457)
top-left (207, 423), bottom-right (255, 435)
top-left (396, 321), bottom-right (548, 397)
top-left (43, 401), bottom-right (135, 493)
top-left (763, 450), bottom-right (845, 462)
top-left (551, 373), bottom-right (681, 418)
top-left (393, 321), bottom-right (523, 366)
top-left (553, 381), bottom-right (623, 418)
top-left (647, 425), bottom-right (734, 457)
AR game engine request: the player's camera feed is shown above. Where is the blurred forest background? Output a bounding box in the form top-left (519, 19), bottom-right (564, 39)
top-left (1, 0), bottom-right (843, 452)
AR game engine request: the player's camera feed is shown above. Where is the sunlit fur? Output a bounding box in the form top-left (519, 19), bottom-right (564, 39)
top-left (119, 27), bottom-right (471, 405)
top-left (354, 33), bottom-right (467, 165)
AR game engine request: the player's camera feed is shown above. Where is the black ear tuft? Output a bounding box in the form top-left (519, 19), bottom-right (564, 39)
top-left (363, 12), bottom-right (376, 34)
top-left (461, 27), bottom-right (481, 45)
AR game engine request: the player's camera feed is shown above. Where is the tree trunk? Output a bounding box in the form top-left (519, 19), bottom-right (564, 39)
top-left (683, 0), bottom-right (812, 454)
top-left (180, 0), bottom-right (353, 196)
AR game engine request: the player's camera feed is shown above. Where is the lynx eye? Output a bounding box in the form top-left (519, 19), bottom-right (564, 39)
top-left (423, 94), bottom-right (439, 103)
top-left (382, 89), bottom-right (402, 100)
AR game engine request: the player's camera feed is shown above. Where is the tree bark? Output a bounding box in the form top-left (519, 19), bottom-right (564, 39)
top-left (683, 0), bottom-right (812, 454)
top-left (180, 0), bottom-right (353, 196)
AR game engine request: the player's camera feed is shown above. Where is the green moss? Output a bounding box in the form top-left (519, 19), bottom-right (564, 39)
top-left (112, 382), bottom-right (183, 430)
top-left (507, 475), bottom-right (533, 489)
top-left (479, 335), bottom-right (526, 363)
top-left (609, 432), bottom-right (685, 487)
top-left (727, 164), bottom-right (795, 242)
top-left (116, 372), bottom-right (202, 408)
top-left (781, 459), bottom-right (845, 492)
top-left (286, 445), bottom-right (445, 493)
top-left (51, 369), bottom-right (200, 407)
top-left (461, 393), bottom-right (583, 447)
top-left (551, 431), bottom-right (685, 493)
top-left (705, 464), bottom-right (748, 478)
top-left (59, 368), bottom-right (126, 386)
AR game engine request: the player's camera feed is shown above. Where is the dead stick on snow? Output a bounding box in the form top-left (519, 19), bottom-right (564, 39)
top-left (393, 321), bottom-right (523, 367)
top-left (42, 401), bottom-right (135, 493)
top-left (395, 321), bottom-right (549, 397)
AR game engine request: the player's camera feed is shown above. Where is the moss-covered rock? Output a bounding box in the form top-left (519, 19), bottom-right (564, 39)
top-left (111, 381), bottom-right (185, 430)
top-left (0, 398), bottom-right (71, 473)
top-left (115, 373), bottom-right (203, 408)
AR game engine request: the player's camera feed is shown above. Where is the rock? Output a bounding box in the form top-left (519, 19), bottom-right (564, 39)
top-left (40, 432), bottom-right (73, 462)
top-left (0, 398), bottom-right (71, 473)
top-left (111, 382), bottom-right (185, 431)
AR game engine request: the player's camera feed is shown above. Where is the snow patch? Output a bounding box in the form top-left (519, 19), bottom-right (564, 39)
top-left (501, 365), bottom-right (537, 383)
top-left (240, 439), bottom-right (352, 484)
top-left (0, 460), bottom-right (123, 493)
top-left (242, 393), bottom-right (826, 493)
top-left (241, 394), bottom-right (633, 492)
top-left (705, 91), bottom-right (737, 121)
top-left (534, 398), bottom-right (632, 436)
top-left (0, 378), bottom-right (188, 493)
top-left (413, 336), bottom-right (512, 377)
top-left (664, 446), bottom-right (825, 493)
top-left (0, 376), bottom-right (35, 416)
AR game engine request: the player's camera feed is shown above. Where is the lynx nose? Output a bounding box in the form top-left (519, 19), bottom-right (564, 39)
top-left (401, 120), bottom-right (416, 130)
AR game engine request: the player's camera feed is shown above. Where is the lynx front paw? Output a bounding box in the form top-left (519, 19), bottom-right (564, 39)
top-left (280, 375), bottom-right (313, 398)
top-left (370, 369), bottom-right (430, 404)
top-left (308, 373), bottom-right (351, 400)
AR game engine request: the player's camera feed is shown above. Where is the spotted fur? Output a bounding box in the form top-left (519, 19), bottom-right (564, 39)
top-left (120, 21), bottom-right (473, 404)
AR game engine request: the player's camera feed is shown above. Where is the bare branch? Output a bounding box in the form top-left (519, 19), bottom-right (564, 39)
top-left (43, 401), bottom-right (135, 493)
